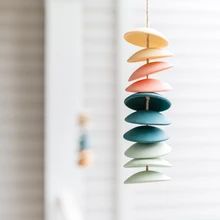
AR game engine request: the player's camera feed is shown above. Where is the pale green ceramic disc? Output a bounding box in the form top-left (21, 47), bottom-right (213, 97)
top-left (125, 110), bottom-right (170, 125)
top-left (124, 171), bottom-right (170, 184)
top-left (125, 142), bottom-right (171, 159)
top-left (124, 158), bottom-right (172, 168)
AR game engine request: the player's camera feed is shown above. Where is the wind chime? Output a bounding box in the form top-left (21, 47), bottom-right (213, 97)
top-left (78, 113), bottom-right (93, 167)
top-left (123, 0), bottom-right (173, 183)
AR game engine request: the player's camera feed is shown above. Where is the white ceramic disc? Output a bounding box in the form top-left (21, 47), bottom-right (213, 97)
top-left (124, 170), bottom-right (170, 184)
top-left (124, 158), bottom-right (172, 168)
top-left (125, 142), bottom-right (172, 159)
top-left (124, 28), bottom-right (168, 48)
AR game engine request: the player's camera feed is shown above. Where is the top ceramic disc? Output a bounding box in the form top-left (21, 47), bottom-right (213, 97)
top-left (126, 78), bottom-right (172, 93)
top-left (124, 158), bottom-right (172, 168)
top-left (125, 142), bottom-right (172, 159)
top-left (125, 110), bottom-right (170, 125)
top-left (124, 28), bottom-right (168, 48)
top-left (123, 126), bottom-right (169, 143)
top-left (129, 61), bottom-right (173, 81)
top-left (124, 93), bottom-right (171, 111)
top-left (124, 170), bottom-right (170, 184)
top-left (128, 48), bottom-right (173, 63)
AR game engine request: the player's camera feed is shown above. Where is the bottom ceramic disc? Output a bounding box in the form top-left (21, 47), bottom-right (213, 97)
top-left (124, 171), bottom-right (170, 184)
top-left (124, 158), bottom-right (172, 168)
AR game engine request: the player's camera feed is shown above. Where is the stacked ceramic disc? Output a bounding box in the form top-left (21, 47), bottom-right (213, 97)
top-left (123, 28), bottom-right (173, 184)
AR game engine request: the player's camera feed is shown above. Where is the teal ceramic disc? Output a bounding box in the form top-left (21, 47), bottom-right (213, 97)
top-left (124, 92), bottom-right (171, 111)
top-left (125, 110), bottom-right (170, 125)
top-left (125, 142), bottom-right (171, 159)
top-left (124, 170), bottom-right (170, 184)
top-left (124, 158), bottom-right (172, 168)
top-left (123, 126), bottom-right (168, 143)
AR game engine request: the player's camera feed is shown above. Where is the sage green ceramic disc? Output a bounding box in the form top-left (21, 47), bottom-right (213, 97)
top-left (124, 158), bottom-right (172, 168)
top-left (123, 126), bottom-right (168, 143)
top-left (125, 142), bottom-right (171, 159)
top-left (125, 110), bottom-right (170, 125)
top-left (124, 171), bottom-right (170, 184)
top-left (124, 92), bottom-right (171, 112)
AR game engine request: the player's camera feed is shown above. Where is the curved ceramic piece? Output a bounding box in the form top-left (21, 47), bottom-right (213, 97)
top-left (126, 78), bottom-right (172, 93)
top-left (129, 61), bottom-right (173, 81)
top-left (124, 158), bottom-right (172, 168)
top-left (124, 27), bottom-right (168, 48)
top-left (123, 126), bottom-right (168, 143)
top-left (125, 110), bottom-right (170, 125)
top-left (128, 48), bottom-right (173, 63)
top-left (125, 142), bottom-right (172, 159)
top-left (124, 170), bottom-right (170, 184)
top-left (124, 93), bottom-right (171, 112)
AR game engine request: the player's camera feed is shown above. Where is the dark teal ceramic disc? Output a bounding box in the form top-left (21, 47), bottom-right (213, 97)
top-left (124, 93), bottom-right (171, 111)
top-left (125, 110), bottom-right (170, 125)
top-left (123, 126), bottom-right (168, 143)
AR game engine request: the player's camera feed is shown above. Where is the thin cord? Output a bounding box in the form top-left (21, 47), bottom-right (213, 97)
top-left (146, 0), bottom-right (150, 74)
top-left (146, 0), bottom-right (149, 28)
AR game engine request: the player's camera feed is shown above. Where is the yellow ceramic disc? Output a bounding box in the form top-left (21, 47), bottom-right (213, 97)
top-left (128, 48), bottom-right (173, 63)
top-left (124, 28), bottom-right (168, 48)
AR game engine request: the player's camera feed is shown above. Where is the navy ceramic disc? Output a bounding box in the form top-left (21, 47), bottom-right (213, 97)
top-left (124, 92), bottom-right (171, 111)
top-left (125, 110), bottom-right (170, 125)
top-left (123, 126), bottom-right (168, 143)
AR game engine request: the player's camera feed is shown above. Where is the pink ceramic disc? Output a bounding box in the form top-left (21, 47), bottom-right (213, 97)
top-left (126, 78), bottom-right (172, 93)
top-left (129, 62), bottom-right (173, 81)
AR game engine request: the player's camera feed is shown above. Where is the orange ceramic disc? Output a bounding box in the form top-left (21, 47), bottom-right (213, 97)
top-left (128, 48), bottom-right (173, 63)
top-left (129, 61), bottom-right (173, 81)
top-left (124, 28), bottom-right (168, 48)
top-left (126, 78), bottom-right (172, 93)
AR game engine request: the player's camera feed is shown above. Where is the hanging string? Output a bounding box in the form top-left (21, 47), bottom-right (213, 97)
top-left (146, 0), bottom-right (149, 28)
top-left (146, 0), bottom-right (150, 75)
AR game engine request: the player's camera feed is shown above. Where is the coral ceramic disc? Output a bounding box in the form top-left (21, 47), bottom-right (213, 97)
top-left (125, 142), bottom-right (172, 159)
top-left (125, 110), bottom-right (170, 125)
top-left (123, 126), bottom-right (169, 143)
top-left (124, 93), bottom-right (171, 111)
top-left (124, 28), bottom-right (168, 48)
top-left (124, 171), bottom-right (170, 184)
top-left (126, 78), bottom-right (172, 93)
top-left (124, 158), bottom-right (172, 168)
top-left (129, 61), bottom-right (173, 81)
top-left (128, 48), bottom-right (173, 63)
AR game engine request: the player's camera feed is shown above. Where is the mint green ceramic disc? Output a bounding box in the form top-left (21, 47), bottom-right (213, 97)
top-left (125, 142), bottom-right (171, 159)
top-left (124, 170), bottom-right (170, 184)
top-left (124, 158), bottom-right (172, 168)
top-left (125, 110), bottom-right (170, 125)
top-left (123, 126), bottom-right (168, 143)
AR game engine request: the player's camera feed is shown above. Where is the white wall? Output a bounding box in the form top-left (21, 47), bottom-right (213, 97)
top-left (45, 1), bottom-right (83, 220)
top-left (116, 0), bottom-right (220, 220)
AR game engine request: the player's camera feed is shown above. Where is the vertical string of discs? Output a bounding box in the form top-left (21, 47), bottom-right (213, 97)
top-left (123, 0), bottom-right (174, 183)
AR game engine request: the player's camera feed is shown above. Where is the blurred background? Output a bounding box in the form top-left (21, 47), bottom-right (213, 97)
top-left (0, 0), bottom-right (220, 220)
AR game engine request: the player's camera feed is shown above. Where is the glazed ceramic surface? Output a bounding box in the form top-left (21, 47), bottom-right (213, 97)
top-left (126, 78), bottom-right (172, 93)
top-left (125, 110), bottom-right (170, 125)
top-left (123, 126), bottom-right (169, 143)
top-left (124, 28), bottom-right (168, 48)
top-left (129, 61), bottom-right (173, 81)
top-left (128, 48), bottom-right (173, 63)
top-left (124, 93), bottom-right (171, 111)
top-left (125, 142), bottom-right (172, 159)
top-left (124, 158), bottom-right (172, 168)
top-left (124, 170), bottom-right (170, 184)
